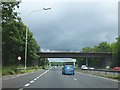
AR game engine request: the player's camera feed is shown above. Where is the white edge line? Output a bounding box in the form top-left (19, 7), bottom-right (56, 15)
top-left (75, 71), bottom-right (119, 82)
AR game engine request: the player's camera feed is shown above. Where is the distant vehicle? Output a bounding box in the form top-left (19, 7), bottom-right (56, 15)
top-left (112, 67), bottom-right (120, 71)
top-left (62, 64), bottom-right (74, 75)
top-left (88, 67), bottom-right (95, 70)
top-left (81, 65), bottom-right (88, 70)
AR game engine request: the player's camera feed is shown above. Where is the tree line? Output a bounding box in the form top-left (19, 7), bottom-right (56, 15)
top-left (1, 1), bottom-right (48, 67)
top-left (75, 37), bottom-right (120, 68)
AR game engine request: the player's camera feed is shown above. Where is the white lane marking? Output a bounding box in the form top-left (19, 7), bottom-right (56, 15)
top-left (75, 71), bottom-right (119, 82)
top-left (34, 78), bottom-right (37, 81)
top-left (8, 69), bottom-right (50, 90)
top-left (24, 83), bottom-right (30, 87)
top-left (73, 78), bottom-right (78, 81)
top-left (23, 69), bottom-right (50, 88)
top-left (30, 80), bottom-right (34, 83)
top-left (36, 77), bottom-right (39, 79)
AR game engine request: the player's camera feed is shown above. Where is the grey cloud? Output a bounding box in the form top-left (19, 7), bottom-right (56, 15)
top-left (19, 2), bottom-right (118, 51)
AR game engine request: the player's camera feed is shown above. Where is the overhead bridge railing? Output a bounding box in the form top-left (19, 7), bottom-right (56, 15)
top-left (38, 52), bottom-right (112, 58)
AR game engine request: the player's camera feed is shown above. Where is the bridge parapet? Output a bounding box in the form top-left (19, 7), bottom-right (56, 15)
top-left (38, 52), bottom-right (112, 58)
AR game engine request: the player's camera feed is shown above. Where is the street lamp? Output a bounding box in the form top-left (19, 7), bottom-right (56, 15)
top-left (43, 8), bottom-right (51, 10)
top-left (24, 7), bottom-right (51, 70)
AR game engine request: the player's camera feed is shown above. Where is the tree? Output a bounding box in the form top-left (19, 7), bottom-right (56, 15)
top-left (2, 1), bottom-right (22, 66)
top-left (76, 42), bottom-right (113, 68)
top-left (112, 36), bottom-right (120, 67)
top-left (82, 47), bottom-right (93, 52)
top-left (1, 2), bottom-right (21, 23)
top-left (2, 1), bottom-right (41, 67)
top-left (93, 42), bottom-right (112, 52)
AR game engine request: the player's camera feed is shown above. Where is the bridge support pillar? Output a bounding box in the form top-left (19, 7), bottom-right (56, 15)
top-left (105, 57), bottom-right (112, 67)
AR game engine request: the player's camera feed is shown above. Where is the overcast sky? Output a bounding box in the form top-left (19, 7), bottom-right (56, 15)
top-left (18, 0), bottom-right (118, 53)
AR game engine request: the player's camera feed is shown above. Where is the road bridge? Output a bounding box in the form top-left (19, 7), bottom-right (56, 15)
top-left (38, 52), bottom-right (112, 58)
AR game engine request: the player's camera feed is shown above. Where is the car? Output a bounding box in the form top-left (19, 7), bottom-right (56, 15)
top-left (88, 67), bottom-right (95, 70)
top-left (81, 65), bottom-right (88, 70)
top-left (62, 64), bottom-right (74, 75)
top-left (112, 67), bottom-right (120, 71)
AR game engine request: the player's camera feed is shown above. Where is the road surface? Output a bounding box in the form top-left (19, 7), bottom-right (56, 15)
top-left (2, 67), bottom-right (119, 89)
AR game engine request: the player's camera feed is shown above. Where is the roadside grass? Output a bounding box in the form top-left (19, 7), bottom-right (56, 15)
top-left (76, 69), bottom-right (120, 80)
top-left (91, 73), bottom-right (120, 80)
top-left (2, 66), bottom-right (43, 76)
top-left (101, 75), bottom-right (120, 80)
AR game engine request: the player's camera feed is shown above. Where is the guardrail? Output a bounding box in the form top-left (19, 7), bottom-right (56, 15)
top-left (75, 68), bottom-right (120, 76)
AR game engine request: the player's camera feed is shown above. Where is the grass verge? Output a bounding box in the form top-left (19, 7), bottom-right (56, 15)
top-left (2, 66), bottom-right (42, 76)
top-left (93, 73), bottom-right (120, 80)
top-left (76, 69), bottom-right (120, 80)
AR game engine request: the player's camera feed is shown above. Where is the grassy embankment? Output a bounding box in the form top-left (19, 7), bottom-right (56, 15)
top-left (2, 65), bottom-right (45, 76)
top-left (76, 69), bottom-right (120, 80)
top-left (92, 73), bottom-right (120, 80)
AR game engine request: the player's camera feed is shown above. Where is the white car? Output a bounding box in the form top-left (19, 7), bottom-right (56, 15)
top-left (81, 65), bottom-right (88, 70)
top-left (89, 67), bottom-right (94, 70)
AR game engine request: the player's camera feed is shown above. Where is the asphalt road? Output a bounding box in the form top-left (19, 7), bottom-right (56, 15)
top-left (2, 67), bottom-right (119, 89)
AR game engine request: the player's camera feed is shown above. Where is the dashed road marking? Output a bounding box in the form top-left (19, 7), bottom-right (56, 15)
top-left (36, 77), bottom-right (39, 79)
top-left (30, 80), bottom-right (34, 83)
top-left (73, 78), bottom-right (78, 81)
top-left (23, 69), bottom-right (50, 88)
top-left (34, 78), bottom-right (37, 81)
top-left (24, 83), bottom-right (30, 87)
top-left (5, 69), bottom-right (50, 90)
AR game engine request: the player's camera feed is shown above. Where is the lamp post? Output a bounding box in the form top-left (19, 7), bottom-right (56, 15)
top-left (24, 7), bottom-right (51, 70)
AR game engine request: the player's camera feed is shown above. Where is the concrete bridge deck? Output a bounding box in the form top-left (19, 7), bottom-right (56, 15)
top-left (38, 52), bottom-right (112, 58)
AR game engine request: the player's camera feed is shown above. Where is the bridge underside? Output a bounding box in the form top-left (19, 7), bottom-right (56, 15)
top-left (38, 52), bottom-right (112, 58)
